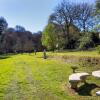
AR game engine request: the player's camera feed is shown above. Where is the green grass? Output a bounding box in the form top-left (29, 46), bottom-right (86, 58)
top-left (0, 52), bottom-right (100, 100)
top-left (48, 51), bottom-right (100, 57)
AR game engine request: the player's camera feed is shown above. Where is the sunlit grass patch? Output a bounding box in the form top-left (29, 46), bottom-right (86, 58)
top-left (0, 52), bottom-right (99, 100)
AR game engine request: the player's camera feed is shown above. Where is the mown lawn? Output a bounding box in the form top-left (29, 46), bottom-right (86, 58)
top-left (48, 51), bottom-right (100, 57)
top-left (0, 52), bottom-right (100, 100)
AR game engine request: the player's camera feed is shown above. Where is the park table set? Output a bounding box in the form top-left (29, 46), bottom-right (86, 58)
top-left (69, 72), bottom-right (89, 89)
top-left (69, 70), bottom-right (100, 96)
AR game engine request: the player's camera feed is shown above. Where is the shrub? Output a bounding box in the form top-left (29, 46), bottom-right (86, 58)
top-left (96, 45), bottom-right (100, 54)
top-left (0, 51), bottom-right (4, 55)
top-left (79, 33), bottom-right (95, 50)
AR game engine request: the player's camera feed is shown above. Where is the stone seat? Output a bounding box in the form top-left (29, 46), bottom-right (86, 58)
top-left (96, 91), bottom-right (100, 96)
top-left (69, 72), bottom-right (89, 89)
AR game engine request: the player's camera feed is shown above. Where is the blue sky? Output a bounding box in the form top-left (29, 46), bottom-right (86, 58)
top-left (0, 0), bottom-right (95, 33)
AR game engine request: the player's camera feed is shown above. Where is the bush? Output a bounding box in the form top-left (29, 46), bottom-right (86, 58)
top-left (96, 45), bottom-right (100, 54)
top-left (0, 51), bottom-right (4, 55)
top-left (79, 33), bottom-right (95, 50)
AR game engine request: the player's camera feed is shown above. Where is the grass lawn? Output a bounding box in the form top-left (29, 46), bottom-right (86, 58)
top-left (48, 51), bottom-right (100, 57)
top-left (0, 52), bottom-right (100, 100)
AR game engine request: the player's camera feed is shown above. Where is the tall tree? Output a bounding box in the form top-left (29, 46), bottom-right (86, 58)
top-left (33, 31), bottom-right (43, 51)
top-left (49, 0), bottom-right (77, 38)
top-left (0, 17), bottom-right (8, 53)
top-left (0, 17), bottom-right (8, 35)
top-left (42, 23), bottom-right (57, 51)
top-left (93, 0), bottom-right (100, 32)
top-left (74, 3), bottom-right (95, 32)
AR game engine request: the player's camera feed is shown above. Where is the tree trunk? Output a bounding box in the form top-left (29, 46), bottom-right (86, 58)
top-left (83, 21), bottom-right (86, 33)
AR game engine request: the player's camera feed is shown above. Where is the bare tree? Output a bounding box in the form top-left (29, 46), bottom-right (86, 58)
top-left (74, 3), bottom-right (95, 32)
top-left (48, 0), bottom-right (81, 48)
top-left (49, 1), bottom-right (77, 37)
top-left (49, 0), bottom-right (95, 33)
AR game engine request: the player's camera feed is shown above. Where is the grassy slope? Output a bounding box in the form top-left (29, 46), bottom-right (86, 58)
top-left (0, 52), bottom-right (100, 100)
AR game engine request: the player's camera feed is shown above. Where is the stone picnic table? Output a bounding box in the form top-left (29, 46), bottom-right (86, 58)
top-left (92, 70), bottom-right (100, 96)
top-left (69, 72), bottom-right (89, 89)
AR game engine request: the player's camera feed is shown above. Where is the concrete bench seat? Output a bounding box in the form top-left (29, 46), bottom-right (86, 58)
top-left (96, 91), bottom-right (100, 96)
top-left (92, 70), bottom-right (100, 78)
top-left (69, 72), bottom-right (89, 89)
top-left (69, 74), bottom-right (81, 81)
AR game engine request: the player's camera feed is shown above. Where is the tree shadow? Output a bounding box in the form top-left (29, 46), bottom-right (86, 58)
top-left (77, 83), bottom-right (99, 96)
top-left (0, 55), bottom-right (11, 59)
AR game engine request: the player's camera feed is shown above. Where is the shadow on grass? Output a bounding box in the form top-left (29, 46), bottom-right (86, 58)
top-left (77, 83), bottom-right (99, 96)
top-left (0, 53), bottom-right (19, 60)
top-left (0, 56), bottom-right (11, 59)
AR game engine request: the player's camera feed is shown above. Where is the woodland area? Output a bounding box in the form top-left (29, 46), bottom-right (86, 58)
top-left (0, 0), bottom-right (100, 53)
